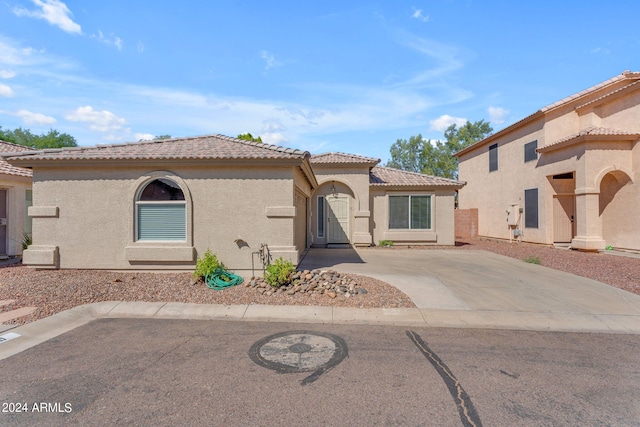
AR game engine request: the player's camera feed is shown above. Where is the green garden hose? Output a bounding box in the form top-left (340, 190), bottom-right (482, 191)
top-left (205, 267), bottom-right (244, 290)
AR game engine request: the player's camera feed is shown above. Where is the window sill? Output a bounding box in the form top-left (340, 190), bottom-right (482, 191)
top-left (125, 245), bottom-right (195, 262)
top-left (384, 230), bottom-right (437, 242)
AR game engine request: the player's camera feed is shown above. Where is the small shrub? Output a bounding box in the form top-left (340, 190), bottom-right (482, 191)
top-left (264, 257), bottom-right (295, 287)
top-left (379, 240), bottom-right (394, 247)
top-left (193, 249), bottom-right (224, 280)
top-left (523, 256), bottom-right (541, 265)
top-left (21, 232), bottom-right (32, 250)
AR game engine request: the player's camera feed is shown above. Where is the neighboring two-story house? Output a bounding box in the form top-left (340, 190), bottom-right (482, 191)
top-left (455, 71), bottom-right (640, 252)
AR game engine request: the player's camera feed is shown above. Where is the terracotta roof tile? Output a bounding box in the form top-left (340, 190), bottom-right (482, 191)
top-left (3, 134), bottom-right (309, 163)
top-left (455, 71), bottom-right (640, 158)
top-left (311, 152), bottom-right (380, 165)
top-left (538, 127), bottom-right (640, 153)
top-left (576, 80), bottom-right (640, 110)
top-left (0, 140), bottom-right (33, 177)
top-left (369, 166), bottom-right (464, 187)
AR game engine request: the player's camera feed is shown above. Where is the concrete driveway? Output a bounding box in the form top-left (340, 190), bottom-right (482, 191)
top-left (298, 248), bottom-right (640, 333)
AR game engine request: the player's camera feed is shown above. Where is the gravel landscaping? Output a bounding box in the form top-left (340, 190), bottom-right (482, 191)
top-left (1, 237), bottom-right (639, 326)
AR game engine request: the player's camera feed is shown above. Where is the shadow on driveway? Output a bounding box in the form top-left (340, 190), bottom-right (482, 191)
top-left (298, 247), bottom-right (364, 270)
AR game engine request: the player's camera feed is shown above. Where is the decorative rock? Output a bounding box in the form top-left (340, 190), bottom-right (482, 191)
top-left (326, 291), bottom-right (337, 299)
top-left (358, 288), bottom-right (368, 294)
top-left (305, 274), bottom-right (313, 280)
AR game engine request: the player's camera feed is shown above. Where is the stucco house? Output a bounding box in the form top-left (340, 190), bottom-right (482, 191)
top-left (3, 135), bottom-right (463, 275)
top-left (455, 71), bottom-right (640, 252)
top-left (0, 140), bottom-right (33, 258)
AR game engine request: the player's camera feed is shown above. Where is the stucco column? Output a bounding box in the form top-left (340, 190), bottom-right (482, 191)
top-left (571, 188), bottom-right (605, 251)
top-left (352, 210), bottom-right (372, 246)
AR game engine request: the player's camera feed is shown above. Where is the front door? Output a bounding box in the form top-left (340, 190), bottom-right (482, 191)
top-left (326, 195), bottom-right (349, 244)
top-left (553, 195), bottom-right (575, 243)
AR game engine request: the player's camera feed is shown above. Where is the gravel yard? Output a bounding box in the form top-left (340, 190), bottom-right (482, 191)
top-left (1, 237), bottom-right (639, 326)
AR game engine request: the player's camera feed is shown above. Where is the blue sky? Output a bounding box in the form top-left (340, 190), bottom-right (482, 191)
top-left (1, 1), bottom-right (639, 162)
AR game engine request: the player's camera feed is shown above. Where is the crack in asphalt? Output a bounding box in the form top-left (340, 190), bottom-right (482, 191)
top-left (406, 330), bottom-right (482, 427)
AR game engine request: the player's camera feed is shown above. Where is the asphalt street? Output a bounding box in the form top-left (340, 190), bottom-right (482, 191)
top-left (1, 318), bottom-right (639, 426)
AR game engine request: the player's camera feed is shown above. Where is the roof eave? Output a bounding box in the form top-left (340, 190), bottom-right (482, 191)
top-left (5, 156), bottom-right (309, 169)
top-left (300, 156), bottom-right (319, 189)
top-left (537, 133), bottom-right (640, 154)
top-left (454, 111), bottom-right (544, 158)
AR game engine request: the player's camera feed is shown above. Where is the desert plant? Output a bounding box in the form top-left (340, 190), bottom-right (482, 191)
top-left (523, 256), bottom-right (541, 265)
top-left (21, 232), bottom-right (32, 250)
top-left (264, 257), bottom-right (295, 287)
top-left (379, 240), bottom-right (394, 247)
top-left (193, 249), bottom-right (224, 281)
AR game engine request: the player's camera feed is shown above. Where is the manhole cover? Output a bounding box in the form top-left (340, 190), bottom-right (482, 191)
top-left (248, 331), bottom-right (348, 384)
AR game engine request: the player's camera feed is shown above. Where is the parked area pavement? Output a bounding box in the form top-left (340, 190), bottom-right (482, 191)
top-left (2, 247), bottom-right (640, 361)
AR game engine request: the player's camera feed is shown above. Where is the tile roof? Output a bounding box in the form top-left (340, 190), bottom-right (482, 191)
top-left (538, 127), bottom-right (640, 153)
top-left (369, 166), bottom-right (465, 187)
top-left (0, 140), bottom-right (33, 177)
top-left (539, 73), bottom-right (638, 112)
top-left (311, 152), bottom-right (380, 165)
top-left (3, 134), bottom-right (309, 163)
top-left (576, 80), bottom-right (640, 110)
top-left (455, 71), bottom-right (640, 158)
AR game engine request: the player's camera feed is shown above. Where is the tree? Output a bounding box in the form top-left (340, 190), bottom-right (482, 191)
top-left (0, 127), bottom-right (77, 149)
top-left (237, 132), bottom-right (262, 143)
top-left (153, 135), bottom-right (172, 140)
top-left (386, 120), bottom-right (492, 179)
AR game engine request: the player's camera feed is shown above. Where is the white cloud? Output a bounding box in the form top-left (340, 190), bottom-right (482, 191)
top-left (590, 47), bottom-right (611, 55)
top-left (488, 106), bottom-right (509, 124)
top-left (65, 106), bottom-right (127, 132)
top-left (16, 109), bottom-right (56, 125)
top-left (0, 83), bottom-right (15, 97)
top-left (261, 121), bottom-right (289, 145)
top-left (396, 35), bottom-right (465, 87)
top-left (429, 114), bottom-right (467, 132)
top-left (137, 41), bottom-right (145, 53)
top-left (411, 8), bottom-right (429, 22)
top-left (0, 37), bottom-right (40, 66)
top-left (261, 50), bottom-right (282, 71)
top-left (0, 70), bottom-right (16, 79)
top-left (13, 0), bottom-right (82, 34)
top-left (93, 31), bottom-right (123, 51)
top-left (135, 133), bottom-right (155, 141)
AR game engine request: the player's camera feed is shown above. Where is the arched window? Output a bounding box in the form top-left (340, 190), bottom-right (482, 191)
top-left (136, 178), bottom-right (186, 241)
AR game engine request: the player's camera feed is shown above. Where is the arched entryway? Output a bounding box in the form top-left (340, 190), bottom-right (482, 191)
top-left (311, 180), bottom-right (356, 246)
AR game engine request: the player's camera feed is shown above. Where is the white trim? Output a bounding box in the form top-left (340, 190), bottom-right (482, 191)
top-left (130, 172), bottom-right (192, 246)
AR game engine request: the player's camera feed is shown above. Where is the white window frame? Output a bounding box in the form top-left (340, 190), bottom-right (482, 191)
top-left (387, 193), bottom-right (433, 230)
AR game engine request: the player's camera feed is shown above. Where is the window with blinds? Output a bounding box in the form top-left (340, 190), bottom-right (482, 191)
top-left (389, 195), bottom-right (431, 229)
top-left (136, 179), bottom-right (186, 241)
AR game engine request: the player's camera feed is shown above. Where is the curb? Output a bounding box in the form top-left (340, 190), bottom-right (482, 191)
top-left (2, 301), bottom-right (640, 361)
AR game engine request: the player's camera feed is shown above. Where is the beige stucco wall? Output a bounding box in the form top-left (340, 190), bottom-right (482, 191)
top-left (458, 120), bottom-right (547, 242)
top-left (458, 83), bottom-right (640, 251)
top-left (0, 175), bottom-right (32, 256)
top-left (25, 163), bottom-right (310, 275)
